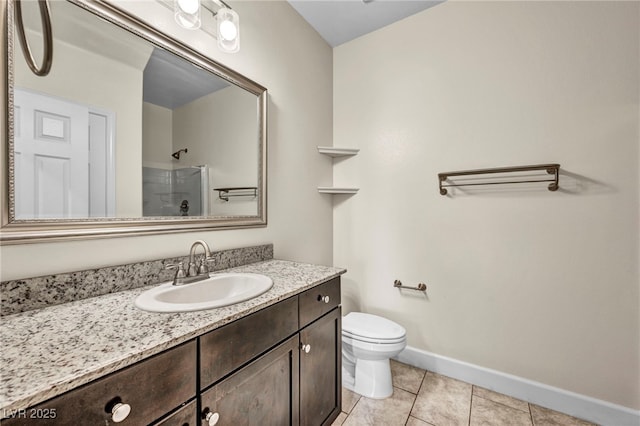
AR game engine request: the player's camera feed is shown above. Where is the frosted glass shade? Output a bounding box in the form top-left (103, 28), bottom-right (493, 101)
top-left (217, 8), bottom-right (240, 53)
top-left (174, 0), bottom-right (201, 29)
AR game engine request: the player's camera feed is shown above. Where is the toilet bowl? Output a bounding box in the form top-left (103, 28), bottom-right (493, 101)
top-left (341, 312), bottom-right (407, 399)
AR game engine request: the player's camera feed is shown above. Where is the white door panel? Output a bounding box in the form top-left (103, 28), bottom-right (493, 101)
top-left (35, 155), bottom-right (71, 218)
top-left (14, 88), bottom-right (114, 219)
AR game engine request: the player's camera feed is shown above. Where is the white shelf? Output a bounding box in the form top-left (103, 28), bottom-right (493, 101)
top-left (317, 146), bottom-right (360, 157)
top-left (318, 187), bottom-right (359, 194)
top-left (318, 147), bottom-right (359, 195)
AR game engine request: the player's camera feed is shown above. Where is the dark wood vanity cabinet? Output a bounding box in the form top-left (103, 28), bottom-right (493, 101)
top-left (3, 277), bottom-right (341, 426)
top-left (198, 277), bottom-right (342, 426)
top-left (2, 340), bottom-right (197, 426)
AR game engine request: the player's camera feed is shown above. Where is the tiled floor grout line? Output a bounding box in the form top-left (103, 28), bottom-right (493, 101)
top-left (404, 368), bottom-right (428, 426)
top-left (468, 388), bottom-right (474, 426)
top-left (401, 387), bottom-right (416, 426)
top-left (349, 394), bottom-right (362, 417)
top-left (473, 392), bottom-right (532, 415)
top-left (528, 403), bottom-right (535, 426)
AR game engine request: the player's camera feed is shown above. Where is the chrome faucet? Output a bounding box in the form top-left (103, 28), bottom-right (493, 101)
top-left (166, 240), bottom-right (214, 286)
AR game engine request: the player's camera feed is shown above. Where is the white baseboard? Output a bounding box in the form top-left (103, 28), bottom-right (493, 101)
top-left (395, 346), bottom-right (640, 426)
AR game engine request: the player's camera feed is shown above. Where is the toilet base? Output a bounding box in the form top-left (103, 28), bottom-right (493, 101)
top-left (342, 358), bottom-right (393, 399)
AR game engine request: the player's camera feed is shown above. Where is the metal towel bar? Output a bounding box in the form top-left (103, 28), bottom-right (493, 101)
top-left (214, 187), bottom-right (257, 202)
top-left (438, 164), bottom-right (560, 195)
top-left (394, 280), bottom-right (427, 292)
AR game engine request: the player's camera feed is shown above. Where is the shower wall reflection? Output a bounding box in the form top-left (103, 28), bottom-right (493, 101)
top-left (142, 166), bottom-right (208, 217)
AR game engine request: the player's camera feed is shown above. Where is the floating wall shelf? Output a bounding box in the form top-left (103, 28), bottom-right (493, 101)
top-left (318, 146), bottom-right (359, 195)
top-left (317, 146), bottom-right (360, 157)
top-left (317, 187), bottom-right (359, 194)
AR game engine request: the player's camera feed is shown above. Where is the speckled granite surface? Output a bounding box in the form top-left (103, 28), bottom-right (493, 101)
top-left (0, 259), bottom-right (346, 413)
top-left (0, 244), bottom-right (273, 316)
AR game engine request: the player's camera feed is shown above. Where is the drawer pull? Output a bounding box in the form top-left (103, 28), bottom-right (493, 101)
top-left (205, 411), bottom-right (220, 426)
top-left (317, 295), bottom-right (330, 304)
top-left (301, 343), bottom-right (311, 353)
top-left (111, 402), bottom-right (131, 423)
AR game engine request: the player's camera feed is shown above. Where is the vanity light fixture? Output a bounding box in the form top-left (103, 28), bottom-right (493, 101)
top-left (173, 0), bottom-right (240, 53)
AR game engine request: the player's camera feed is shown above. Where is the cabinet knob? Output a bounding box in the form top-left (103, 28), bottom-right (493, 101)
top-left (318, 295), bottom-right (330, 304)
top-left (205, 411), bottom-right (220, 426)
top-left (301, 343), bottom-right (311, 353)
top-left (111, 402), bottom-right (131, 423)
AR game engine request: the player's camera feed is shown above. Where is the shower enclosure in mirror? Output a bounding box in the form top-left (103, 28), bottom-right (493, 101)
top-left (1, 0), bottom-right (267, 244)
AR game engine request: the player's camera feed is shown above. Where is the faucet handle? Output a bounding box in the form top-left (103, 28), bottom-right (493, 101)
top-left (166, 262), bottom-right (187, 285)
top-left (165, 261), bottom-right (184, 271)
top-left (197, 258), bottom-right (209, 275)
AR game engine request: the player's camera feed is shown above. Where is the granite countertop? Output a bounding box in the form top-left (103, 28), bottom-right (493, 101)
top-left (0, 259), bottom-right (346, 412)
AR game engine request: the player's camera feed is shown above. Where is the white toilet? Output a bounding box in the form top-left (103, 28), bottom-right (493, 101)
top-left (341, 312), bottom-right (407, 399)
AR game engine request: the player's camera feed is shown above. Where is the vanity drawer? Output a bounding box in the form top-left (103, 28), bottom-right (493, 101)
top-left (299, 277), bottom-right (341, 328)
top-left (200, 297), bottom-right (299, 389)
top-left (2, 340), bottom-right (196, 425)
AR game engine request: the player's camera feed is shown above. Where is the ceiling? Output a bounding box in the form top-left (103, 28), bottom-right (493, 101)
top-left (287, 0), bottom-right (443, 47)
top-left (143, 48), bottom-right (230, 109)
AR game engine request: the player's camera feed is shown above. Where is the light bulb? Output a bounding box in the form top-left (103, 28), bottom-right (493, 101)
top-left (177, 0), bottom-right (199, 14)
top-left (174, 0), bottom-right (201, 29)
top-left (219, 20), bottom-right (237, 41)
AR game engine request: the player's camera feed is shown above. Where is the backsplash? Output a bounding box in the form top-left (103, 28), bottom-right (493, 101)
top-left (0, 244), bottom-right (273, 316)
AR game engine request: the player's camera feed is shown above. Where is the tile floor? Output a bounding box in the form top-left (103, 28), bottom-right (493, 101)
top-left (332, 360), bottom-right (597, 426)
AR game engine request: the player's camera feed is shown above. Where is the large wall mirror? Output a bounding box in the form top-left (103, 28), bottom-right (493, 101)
top-left (1, 0), bottom-right (267, 244)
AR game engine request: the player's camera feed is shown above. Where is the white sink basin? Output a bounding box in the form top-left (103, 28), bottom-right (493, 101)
top-left (135, 273), bottom-right (273, 313)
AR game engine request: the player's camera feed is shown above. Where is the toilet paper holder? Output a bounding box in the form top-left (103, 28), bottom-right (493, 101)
top-left (394, 279), bottom-right (427, 292)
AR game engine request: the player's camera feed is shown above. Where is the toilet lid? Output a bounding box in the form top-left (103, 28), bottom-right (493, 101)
top-left (343, 312), bottom-right (406, 341)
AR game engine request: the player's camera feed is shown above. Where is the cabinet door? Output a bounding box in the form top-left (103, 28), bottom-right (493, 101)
top-left (200, 336), bottom-right (300, 426)
top-left (299, 308), bottom-right (342, 426)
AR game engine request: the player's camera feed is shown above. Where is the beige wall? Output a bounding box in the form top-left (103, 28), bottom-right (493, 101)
top-left (1, 1), bottom-right (333, 278)
top-left (173, 85), bottom-right (258, 216)
top-left (142, 102), bottom-right (174, 170)
top-left (333, 1), bottom-right (639, 410)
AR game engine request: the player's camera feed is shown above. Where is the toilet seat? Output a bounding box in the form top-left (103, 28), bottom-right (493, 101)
top-left (343, 312), bottom-right (406, 343)
top-left (342, 330), bottom-right (406, 345)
